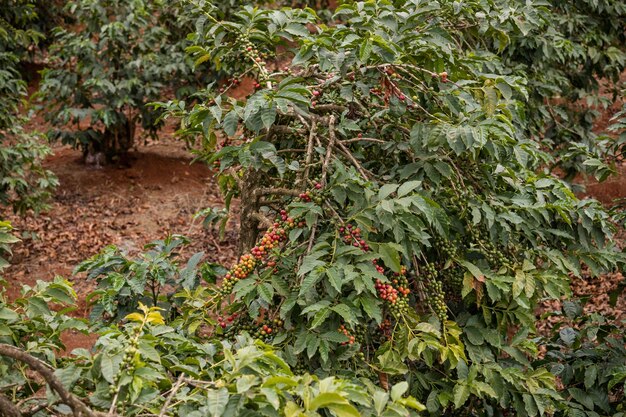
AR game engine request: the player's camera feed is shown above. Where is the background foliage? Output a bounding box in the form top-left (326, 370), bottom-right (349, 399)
top-left (0, 0), bottom-right (58, 214)
top-left (36, 0), bottom-right (205, 161)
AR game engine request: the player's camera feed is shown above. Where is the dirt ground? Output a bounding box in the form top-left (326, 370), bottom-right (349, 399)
top-left (0, 138), bottom-right (240, 349)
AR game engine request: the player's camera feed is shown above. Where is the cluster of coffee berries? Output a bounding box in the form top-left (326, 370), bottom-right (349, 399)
top-left (372, 259), bottom-right (385, 274)
top-left (481, 240), bottom-right (513, 270)
top-left (109, 337), bottom-right (139, 395)
top-left (293, 360), bottom-right (308, 374)
top-left (311, 89), bottom-right (321, 106)
top-left (241, 38), bottom-right (267, 68)
top-left (339, 324), bottom-right (356, 345)
top-left (216, 312), bottom-right (239, 329)
top-left (340, 224), bottom-right (370, 251)
top-left (219, 186), bottom-right (322, 297)
top-left (375, 280), bottom-right (400, 303)
top-left (470, 228), bottom-right (513, 271)
top-left (296, 183), bottom-right (324, 204)
top-left (422, 262), bottom-right (448, 322)
top-left (378, 319), bottom-right (392, 339)
top-left (251, 224), bottom-right (288, 260)
top-left (226, 317), bottom-right (283, 341)
top-left (385, 67), bottom-right (400, 79)
top-left (220, 254), bottom-right (257, 296)
top-left (443, 267), bottom-right (464, 294)
top-left (435, 237), bottom-right (458, 258)
top-left (278, 210), bottom-right (297, 229)
top-left (376, 267), bottom-right (411, 315)
top-left (299, 190), bottom-right (313, 202)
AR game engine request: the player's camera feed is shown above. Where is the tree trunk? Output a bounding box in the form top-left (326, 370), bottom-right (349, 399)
top-left (238, 168), bottom-right (263, 254)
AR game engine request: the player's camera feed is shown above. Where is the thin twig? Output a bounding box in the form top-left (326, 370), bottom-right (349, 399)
top-left (277, 148), bottom-right (306, 154)
top-left (321, 115), bottom-right (336, 186)
top-left (158, 373), bottom-right (185, 417)
top-left (341, 137), bottom-right (386, 144)
top-left (311, 104), bottom-right (348, 114)
top-left (253, 187), bottom-right (301, 198)
top-left (301, 120), bottom-right (318, 190)
top-left (273, 125), bottom-right (306, 135)
top-left (23, 400), bottom-right (56, 417)
top-left (335, 140), bottom-right (370, 181)
top-left (108, 388), bottom-right (119, 416)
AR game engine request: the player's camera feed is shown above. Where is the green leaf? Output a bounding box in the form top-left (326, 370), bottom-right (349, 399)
top-left (206, 388), bottom-right (229, 417)
top-left (326, 403), bottom-right (361, 417)
top-left (326, 267), bottom-right (343, 292)
top-left (584, 366), bottom-right (597, 389)
top-left (397, 180), bottom-right (422, 197)
top-left (390, 381), bottom-right (408, 401)
top-left (222, 110), bottom-right (239, 136)
top-left (310, 393), bottom-right (348, 410)
top-left (299, 269), bottom-right (323, 295)
top-left (359, 38), bottom-right (372, 62)
top-left (258, 282), bottom-right (274, 303)
top-left (311, 308), bottom-right (331, 329)
top-left (331, 304), bottom-right (356, 323)
top-left (378, 184), bottom-right (398, 199)
top-left (359, 296), bottom-right (382, 324)
top-left (260, 106), bottom-right (277, 130)
top-left (377, 243), bottom-right (401, 273)
top-left (100, 354), bottom-right (119, 384)
top-left (483, 87), bottom-right (497, 116)
top-left (453, 384), bottom-right (470, 409)
top-left (399, 397), bottom-right (426, 412)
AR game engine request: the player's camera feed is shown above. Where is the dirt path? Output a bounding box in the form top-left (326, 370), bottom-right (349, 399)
top-left (1, 140), bottom-right (239, 303)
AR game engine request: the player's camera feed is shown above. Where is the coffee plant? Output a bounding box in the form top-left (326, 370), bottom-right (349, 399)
top-left (0, 221), bottom-right (17, 269)
top-left (75, 235), bottom-right (224, 325)
top-left (0, 1), bottom-right (57, 214)
top-left (536, 301), bottom-right (626, 417)
top-left (497, 0), bottom-right (626, 180)
top-left (0, 278), bottom-right (425, 416)
top-left (154, 1), bottom-right (626, 415)
top-left (36, 0), bottom-right (204, 162)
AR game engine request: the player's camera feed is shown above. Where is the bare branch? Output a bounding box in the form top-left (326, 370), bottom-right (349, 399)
top-left (277, 148), bottom-right (306, 154)
top-left (341, 137), bottom-right (386, 144)
top-left (108, 387), bottom-right (119, 416)
top-left (0, 344), bottom-right (113, 417)
top-left (311, 104), bottom-right (348, 114)
top-left (268, 125), bottom-right (306, 138)
top-left (335, 140), bottom-right (370, 181)
top-left (158, 373), bottom-right (185, 417)
top-left (253, 187), bottom-right (301, 198)
top-left (306, 224), bottom-right (317, 256)
top-left (250, 212), bottom-right (274, 228)
top-left (300, 120), bottom-right (318, 189)
top-left (22, 400), bottom-right (56, 417)
top-left (0, 393), bottom-right (22, 417)
top-left (321, 115), bottom-right (336, 186)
